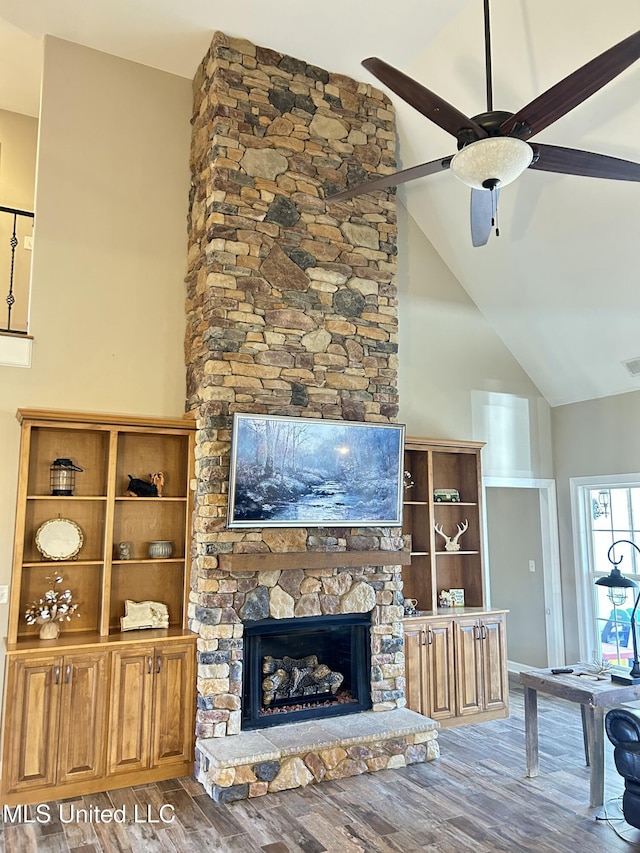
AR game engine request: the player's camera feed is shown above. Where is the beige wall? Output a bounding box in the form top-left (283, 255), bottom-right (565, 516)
top-left (0, 39), bottom-right (192, 688)
top-left (486, 487), bottom-right (547, 668)
top-left (396, 203), bottom-right (553, 480)
top-left (0, 108), bottom-right (37, 207)
top-left (396, 204), bottom-right (555, 667)
top-left (552, 389), bottom-right (640, 662)
top-left (0, 109), bottom-right (38, 330)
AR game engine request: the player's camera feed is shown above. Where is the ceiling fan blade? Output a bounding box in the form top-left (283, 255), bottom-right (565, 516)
top-left (500, 29), bottom-right (640, 138)
top-left (530, 143), bottom-right (640, 181)
top-left (326, 156), bottom-right (452, 201)
top-left (470, 188), bottom-right (499, 247)
top-left (362, 57), bottom-right (489, 142)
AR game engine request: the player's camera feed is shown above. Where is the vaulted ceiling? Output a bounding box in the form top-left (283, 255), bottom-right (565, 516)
top-left (0, 0), bottom-right (638, 406)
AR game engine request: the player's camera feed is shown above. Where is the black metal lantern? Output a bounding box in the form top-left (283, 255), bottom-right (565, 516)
top-left (596, 540), bottom-right (640, 684)
top-left (50, 458), bottom-right (84, 496)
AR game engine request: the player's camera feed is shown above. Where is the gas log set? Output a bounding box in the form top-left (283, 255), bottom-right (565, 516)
top-left (262, 654), bottom-right (345, 706)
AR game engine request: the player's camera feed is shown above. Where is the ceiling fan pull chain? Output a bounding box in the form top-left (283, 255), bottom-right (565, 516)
top-left (492, 187), bottom-right (500, 238)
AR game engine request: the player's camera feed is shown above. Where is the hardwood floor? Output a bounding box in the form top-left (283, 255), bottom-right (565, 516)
top-left (2, 680), bottom-right (639, 852)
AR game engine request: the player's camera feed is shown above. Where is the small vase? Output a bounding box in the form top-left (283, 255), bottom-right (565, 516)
top-left (148, 540), bottom-right (173, 559)
top-left (38, 619), bottom-right (61, 640)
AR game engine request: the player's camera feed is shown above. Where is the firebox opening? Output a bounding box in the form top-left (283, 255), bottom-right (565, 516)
top-left (242, 613), bottom-right (372, 730)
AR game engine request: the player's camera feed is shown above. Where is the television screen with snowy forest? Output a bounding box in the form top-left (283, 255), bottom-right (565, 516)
top-left (227, 414), bottom-right (406, 528)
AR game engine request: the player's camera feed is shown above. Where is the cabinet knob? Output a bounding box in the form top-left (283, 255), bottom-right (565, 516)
top-left (147, 656), bottom-right (153, 675)
top-left (481, 624), bottom-right (487, 640)
top-left (54, 665), bottom-right (60, 685)
top-left (65, 664), bottom-right (71, 684)
top-left (157, 656), bottom-right (162, 674)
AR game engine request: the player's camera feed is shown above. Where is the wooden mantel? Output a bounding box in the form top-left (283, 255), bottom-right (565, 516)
top-left (217, 550), bottom-right (411, 572)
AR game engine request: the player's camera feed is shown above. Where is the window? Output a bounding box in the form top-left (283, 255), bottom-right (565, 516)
top-left (0, 206), bottom-right (34, 335)
top-left (572, 476), bottom-right (640, 666)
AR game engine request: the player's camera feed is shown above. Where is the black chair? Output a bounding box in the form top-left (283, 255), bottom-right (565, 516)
top-left (605, 707), bottom-right (640, 828)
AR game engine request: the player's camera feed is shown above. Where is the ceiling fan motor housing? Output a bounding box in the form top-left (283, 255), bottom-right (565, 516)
top-left (459, 110), bottom-right (515, 148)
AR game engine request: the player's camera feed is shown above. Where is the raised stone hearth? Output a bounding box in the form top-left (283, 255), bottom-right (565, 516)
top-left (197, 708), bottom-right (439, 802)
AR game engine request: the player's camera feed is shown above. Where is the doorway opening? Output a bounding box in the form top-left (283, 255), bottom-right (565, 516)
top-left (484, 477), bottom-right (564, 670)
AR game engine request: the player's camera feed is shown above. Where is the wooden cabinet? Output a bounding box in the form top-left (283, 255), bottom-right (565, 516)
top-left (152, 643), bottom-right (195, 766)
top-left (402, 437), bottom-right (509, 728)
top-left (403, 623), bottom-right (428, 716)
top-left (404, 610), bottom-right (508, 727)
top-left (57, 652), bottom-right (108, 784)
top-left (4, 651), bottom-right (107, 795)
top-left (108, 648), bottom-right (154, 775)
top-left (4, 656), bottom-right (61, 793)
top-left (1, 410), bottom-right (197, 806)
top-left (108, 642), bottom-right (194, 777)
top-left (404, 617), bottom-right (454, 723)
top-left (453, 613), bottom-right (508, 721)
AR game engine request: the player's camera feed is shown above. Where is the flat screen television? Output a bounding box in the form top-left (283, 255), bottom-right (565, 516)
top-left (227, 413), bottom-right (406, 528)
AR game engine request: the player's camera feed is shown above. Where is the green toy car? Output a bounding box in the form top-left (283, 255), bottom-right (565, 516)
top-left (433, 489), bottom-right (461, 502)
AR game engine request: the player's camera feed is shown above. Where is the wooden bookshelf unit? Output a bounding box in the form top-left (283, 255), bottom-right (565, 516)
top-left (402, 437), bottom-right (509, 728)
top-left (1, 409), bottom-right (197, 806)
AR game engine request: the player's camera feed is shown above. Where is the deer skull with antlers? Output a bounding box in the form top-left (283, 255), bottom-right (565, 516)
top-left (434, 520), bottom-right (469, 552)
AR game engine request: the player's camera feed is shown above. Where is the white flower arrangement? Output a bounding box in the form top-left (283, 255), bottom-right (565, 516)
top-left (24, 575), bottom-right (80, 625)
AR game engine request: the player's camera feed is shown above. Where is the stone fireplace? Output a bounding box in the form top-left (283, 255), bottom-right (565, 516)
top-left (185, 31), bottom-right (439, 801)
top-left (193, 559), bottom-right (438, 803)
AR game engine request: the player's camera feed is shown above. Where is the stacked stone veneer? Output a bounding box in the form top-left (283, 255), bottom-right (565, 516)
top-left (197, 709), bottom-right (439, 803)
top-left (194, 559), bottom-right (405, 741)
top-left (185, 31), bottom-right (433, 791)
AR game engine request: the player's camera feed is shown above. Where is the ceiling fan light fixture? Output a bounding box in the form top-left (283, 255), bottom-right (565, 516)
top-left (451, 137), bottom-right (534, 190)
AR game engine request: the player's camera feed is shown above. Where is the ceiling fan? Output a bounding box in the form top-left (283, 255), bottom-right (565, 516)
top-left (327, 1), bottom-right (640, 246)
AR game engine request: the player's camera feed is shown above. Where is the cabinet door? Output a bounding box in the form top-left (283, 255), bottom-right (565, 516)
top-left (151, 643), bottom-right (194, 766)
top-left (403, 624), bottom-right (428, 715)
top-left (453, 618), bottom-right (483, 717)
top-left (107, 649), bottom-right (153, 775)
top-left (425, 620), bottom-right (455, 721)
top-left (57, 652), bottom-right (108, 783)
top-left (4, 656), bottom-right (62, 793)
top-left (480, 615), bottom-right (508, 712)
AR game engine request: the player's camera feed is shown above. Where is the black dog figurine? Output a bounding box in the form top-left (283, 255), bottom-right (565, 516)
top-left (125, 472), bottom-right (164, 497)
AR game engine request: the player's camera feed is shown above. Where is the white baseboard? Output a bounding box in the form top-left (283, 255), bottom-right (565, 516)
top-left (507, 658), bottom-right (553, 674)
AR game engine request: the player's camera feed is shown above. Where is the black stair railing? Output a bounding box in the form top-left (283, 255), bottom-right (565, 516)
top-left (0, 205), bottom-right (34, 334)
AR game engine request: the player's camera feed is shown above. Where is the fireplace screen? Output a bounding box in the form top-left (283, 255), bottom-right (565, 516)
top-left (243, 613), bottom-right (372, 729)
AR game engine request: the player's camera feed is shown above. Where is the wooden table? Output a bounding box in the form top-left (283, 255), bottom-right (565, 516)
top-left (520, 666), bottom-right (640, 807)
